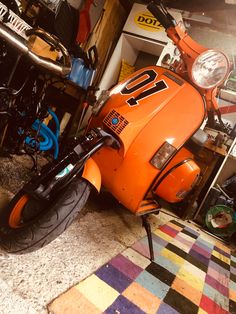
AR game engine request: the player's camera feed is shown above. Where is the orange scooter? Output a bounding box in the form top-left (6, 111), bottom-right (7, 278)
top-left (0, 1), bottom-right (229, 258)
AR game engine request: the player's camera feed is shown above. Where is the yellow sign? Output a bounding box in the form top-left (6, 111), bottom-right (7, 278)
top-left (134, 11), bottom-right (164, 32)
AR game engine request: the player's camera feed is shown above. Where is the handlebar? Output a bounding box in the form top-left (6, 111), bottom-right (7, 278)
top-left (147, 1), bottom-right (175, 30)
top-left (0, 21), bottom-right (71, 77)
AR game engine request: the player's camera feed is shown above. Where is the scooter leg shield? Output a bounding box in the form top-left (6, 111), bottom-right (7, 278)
top-left (82, 158), bottom-right (101, 192)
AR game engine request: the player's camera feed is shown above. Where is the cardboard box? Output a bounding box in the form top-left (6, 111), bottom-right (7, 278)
top-left (28, 35), bottom-right (58, 61)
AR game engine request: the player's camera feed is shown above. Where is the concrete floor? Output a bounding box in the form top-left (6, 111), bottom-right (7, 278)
top-left (0, 155), bottom-right (173, 314)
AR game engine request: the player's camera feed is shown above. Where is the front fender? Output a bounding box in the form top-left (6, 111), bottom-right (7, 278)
top-left (82, 158), bottom-right (101, 192)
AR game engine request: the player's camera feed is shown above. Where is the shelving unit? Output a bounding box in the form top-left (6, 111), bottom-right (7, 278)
top-left (194, 136), bottom-right (236, 222)
top-left (98, 3), bottom-right (182, 92)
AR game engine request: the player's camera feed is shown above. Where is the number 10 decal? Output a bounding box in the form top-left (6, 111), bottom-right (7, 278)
top-left (120, 69), bottom-right (168, 106)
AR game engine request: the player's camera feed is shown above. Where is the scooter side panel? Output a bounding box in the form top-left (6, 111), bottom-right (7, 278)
top-left (91, 66), bottom-right (205, 212)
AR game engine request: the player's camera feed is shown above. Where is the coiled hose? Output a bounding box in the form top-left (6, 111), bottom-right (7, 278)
top-left (25, 109), bottom-right (60, 159)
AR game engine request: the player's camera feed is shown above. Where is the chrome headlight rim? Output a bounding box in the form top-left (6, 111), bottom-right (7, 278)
top-left (191, 49), bottom-right (230, 90)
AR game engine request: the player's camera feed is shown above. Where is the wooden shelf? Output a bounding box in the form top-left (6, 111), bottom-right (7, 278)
top-left (204, 141), bottom-right (227, 156)
top-left (194, 136), bottom-right (236, 221)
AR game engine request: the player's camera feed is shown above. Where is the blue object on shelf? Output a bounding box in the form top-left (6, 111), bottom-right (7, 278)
top-left (68, 57), bottom-right (94, 89)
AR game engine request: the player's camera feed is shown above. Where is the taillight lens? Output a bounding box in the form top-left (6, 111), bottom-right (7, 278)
top-left (150, 142), bottom-right (177, 169)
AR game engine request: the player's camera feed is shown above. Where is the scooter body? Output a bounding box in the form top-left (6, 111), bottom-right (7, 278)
top-left (90, 66), bottom-right (204, 213)
top-left (0, 0), bottom-right (230, 255)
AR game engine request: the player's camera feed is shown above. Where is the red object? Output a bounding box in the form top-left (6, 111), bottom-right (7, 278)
top-left (220, 103), bottom-right (236, 114)
top-left (76, 0), bottom-right (94, 44)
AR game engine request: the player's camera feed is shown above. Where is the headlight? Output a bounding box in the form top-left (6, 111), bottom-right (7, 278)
top-left (191, 50), bottom-right (229, 89)
top-left (92, 90), bottom-right (110, 116)
top-left (150, 142), bottom-right (177, 170)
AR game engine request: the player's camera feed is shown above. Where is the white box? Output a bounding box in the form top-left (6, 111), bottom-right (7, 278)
top-left (123, 3), bottom-right (182, 42)
top-left (99, 3), bottom-right (182, 92)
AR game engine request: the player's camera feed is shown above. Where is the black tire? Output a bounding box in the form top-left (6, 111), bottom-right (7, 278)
top-left (0, 179), bottom-right (91, 254)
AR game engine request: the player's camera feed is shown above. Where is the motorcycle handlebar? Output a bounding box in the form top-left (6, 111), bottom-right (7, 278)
top-left (0, 21), bottom-right (71, 77)
top-left (147, 1), bottom-right (174, 29)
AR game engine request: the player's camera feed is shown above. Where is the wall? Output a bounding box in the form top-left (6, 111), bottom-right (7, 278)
top-left (85, 0), bottom-right (128, 84)
top-left (188, 25), bottom-right (236, 62)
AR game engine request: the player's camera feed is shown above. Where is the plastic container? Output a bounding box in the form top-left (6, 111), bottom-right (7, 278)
top-left (68, 57), bottom-right (94, 89)
top-left (205, 204), bottom-right (236, 237)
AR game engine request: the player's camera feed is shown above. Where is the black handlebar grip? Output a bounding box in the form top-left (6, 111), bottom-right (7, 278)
top-left (147, 2), bottom-right (173, 29)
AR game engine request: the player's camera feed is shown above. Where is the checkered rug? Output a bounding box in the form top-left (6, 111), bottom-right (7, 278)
top-left (49, 220), bottom-right (236, 314)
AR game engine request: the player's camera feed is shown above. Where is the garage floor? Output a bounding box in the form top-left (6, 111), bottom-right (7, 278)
top-left (0, 155), bottom-right (172, 313)
top-left (0, 155), bottom-right (235, 314)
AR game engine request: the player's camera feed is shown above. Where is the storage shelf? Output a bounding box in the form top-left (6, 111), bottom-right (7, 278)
top-left (194, 136), bottom-right (236, 220)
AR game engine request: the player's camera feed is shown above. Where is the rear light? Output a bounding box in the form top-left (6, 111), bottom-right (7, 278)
top-left (150, 142), bottom-right (177, 170)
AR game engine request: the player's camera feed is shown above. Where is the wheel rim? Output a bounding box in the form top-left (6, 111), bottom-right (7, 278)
top-left (9, 195), bottom-right (29, 228)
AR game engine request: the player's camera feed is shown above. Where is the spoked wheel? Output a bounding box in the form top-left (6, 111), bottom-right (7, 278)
top-left (0, 178), bottom-right (91, 254)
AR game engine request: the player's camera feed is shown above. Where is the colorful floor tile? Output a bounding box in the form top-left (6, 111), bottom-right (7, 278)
top-left (48, 220), bottom-right (236, 314)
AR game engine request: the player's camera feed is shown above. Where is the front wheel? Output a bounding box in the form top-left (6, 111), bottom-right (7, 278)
top-left (0, 179), bottom-right (91, 254)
